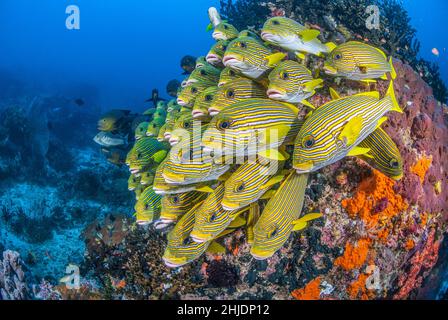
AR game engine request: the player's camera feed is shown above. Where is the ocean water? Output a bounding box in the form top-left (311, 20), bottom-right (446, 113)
top-left (0, 0), bottom-right (447, 300)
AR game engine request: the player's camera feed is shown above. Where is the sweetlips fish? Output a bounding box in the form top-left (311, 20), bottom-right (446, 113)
top-left (250, 172), bottom-right (322, 260)
top-left (218, 67), bottom-right (247, 87)
top-left (222, 157), bottom-right (287, 210)
top-left (126, 137), bottom-right (168, 174)
top-left (206, 40), bottom-right (230, 66)
top-left (212, 22), bottom-right (239, 41)
top-left (140, 169), bottom-right (155, 186)
top-left (190, 183), bottom-right (250, 243)
top-left (157, 123), bottom-right (167, 142)
top-left (202, 98), bottom-right (302, 158)
top-left (293, 81), bottom-right (402, 173)
top-left (134, 187), bottom-right (162, 225)
top-left (97, 109), bottom-right (132, 132)
top-left (177, 82), bottom-right (213, 107)
top-left (267, 60), bottom-right (323, 106)
top-left (128, 174), bottom-right (141, 191)
top-left (168, 112), bottom-right (196, 146)
top-left (181, 55), bottom-right (197, 75)
top-left (192, 86), bottom-right (218, 119)
top-left (145, 119), bottom-right (164, 138)
top-left (167, 99), bottom-right (181, 113)
top-left (162, 201), bottom-right (229, 268)
top-left (358, 128), bottom-right (403, 180)
top-left (133, 184), bottom-right (149, 200)
top-left (166, 79), bottom-right (181, 98)
top-left (160, 191), bottom-right (208, 224)
top-left (328, 88), bottom-right (403, 180)
top-left (238, 29), bottom-right (260, 40)
top-left (186, 64), bottom-right (221, 86)
top-left (261, 17), bottom-right (336, 58)
top-left (223, 36), bottom-right (286, 80)
top-left (94, 131), bottom-right (128, 147)
top-left (135, 122), bottom-right (149, 140)
top-left (208, 78), bottom-right (267, 116)
top-left (195, 56), bottom-right (208, 69)
top-left (324, 41), bottom-right (397, 81)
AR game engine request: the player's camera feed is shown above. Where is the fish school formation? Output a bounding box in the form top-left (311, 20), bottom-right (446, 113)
top-left (121, 7), bottom-right (404, 268)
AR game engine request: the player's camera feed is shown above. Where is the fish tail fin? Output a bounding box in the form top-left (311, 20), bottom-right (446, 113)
top-left (384, 80), bottom-right (402, 113)
top-left (389, 57), bottom-right (397, 80)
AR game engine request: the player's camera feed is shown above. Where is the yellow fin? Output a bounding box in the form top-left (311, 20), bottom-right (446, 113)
top-left (258, 148), bottom-right (287, 161)
top-left (228, 216), bottom-right (246, 229)
top-left (207, 241), bottom-right (226, 254)
top-left (299, 212), bottom-right (323, 222)
top-left (329, 87), bottom-right (341, 99)
top-left (301, 99), bottom-right (315, 109)
top-left (360, 79), bottom-right (377, 84)
top-left (295, 52), bottom-right (306, 60)
top-left (389, 57), bottom-right (397, 80)
top-left (355, 91), bottom-right (380, 99)
top-left (339, 116), bottom-right (363, 146)
top-left (324, 63), bottom-right (338, 74)
top-left (260, 189), bottom-right (276, 199)
top-left (376, 116), bottom-right (388, 129)
top-left (206, 23), bottom-right (214, 32)
top-left (218, 171), bottom-right (233, 181)
top-left (153, 150), bottom-right (168, 164)
top-left (292, 212), bottom-right (322, 231)
top-left (303, 79), bottom-right (324, 92)
top-left (266, 52), bottom-right (287, 67)
top-left (380, 74), bottom-right (389, 80)
top-left (292, 221), bottom-right (308, 231)
top-left (386, 80), bottom-right (402, 113)
top-left (260, 175), bottom-right (285, 190)
top-left (325, 42), bottom-right (337, 52)
top-left (298, 29), bottom-right (320, 42)
top-left (347, 146), bottom-right (372, 158)
top-left (196, 185), bottom-right (215, 193)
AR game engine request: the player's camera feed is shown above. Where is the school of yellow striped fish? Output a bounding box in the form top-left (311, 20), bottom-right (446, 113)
top-left (125, 7), bottom-right (404, 267)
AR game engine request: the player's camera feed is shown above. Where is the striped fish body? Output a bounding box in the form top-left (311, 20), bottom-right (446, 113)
top-left (209, 78), bottom-right (267, 116)
top-left (222, 158), bottom-right (284, 210)
top-left (128, 174), bottom-right (141, 191)
top-left (162, 202), bottom-right (210, 268)
top-left (202, 98), bottom-right (301, 157)
top-left (190, 183), bottom-right (247, 243)
top-left (358, 128), bottom-right (403, 180)
top-left (238, 29), bottom-right (261, 40)
top-left (157, 123), bottom-right (167, 142)
top-left (261, 17), bottom-right (330, 56)
top-left (251, 172), bottom-right (309, 260)
top-left (192, 86), bottom-right (218, 119)
top-left (145, 120), bottom-right (163, 138)
top-left (324, 41), bottom-right (392, 80)
top-left (223, 36), bottom-right (273, 80)
top-left (134, 187), bottom-right (162, 225)
top-left (167, 99), bottom-right (181, 113)
top-left (218, 67), bottom-right (247, 87)
top-left (135, 122), bottom-right (149, 140)
top-left (293, 84), bottom-right (401, 173)
top-left (140, 169), bottom-right (155, 186)
top-left (212, 22), bottom-right (239, 41)
top-left (186, 65), bottom-right (221, 86)
top-left (127, 137), bottom-right (168, 174)
top-left (160, 191), bottom-right (208, 224)
top-left (206, 40), bottom-right (230, 67)
top-left (268, 61), bottom-right (320, 103)
top-left (177, 81), bottom-right (214, 107)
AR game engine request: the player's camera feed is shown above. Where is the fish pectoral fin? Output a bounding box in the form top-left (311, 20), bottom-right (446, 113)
top-left (292, 221), bottom-right (308, 231)
top-left (295, 52), bottom-right (306, 60)
top-left (292, 212), bottom-right (322, 231)
top-left (207, 241), bottom-right (226, 254)
top-left (301, 99), bottom-right (315, 109)
top-left (258, 148), bottom-right (288, 161)
top-left (298, 29), bottom-right (320, 42)
top-left (153, 150), bottom-right (168, 164)
top-left (347, 146), bottom-right (372, 158)
top-left (206, 23), bottom-right (214, 32)
top-left (260, 174), bottom-right (285, 190)
top-left (303, 79), bottom-right (324, 92)
top-left (228, 215), bottom-right (247, 229)
top-left (329, 87), bottom-right (341, 99)
top-left (339, 115), bottom-right (364, 147)
top-left (196, 185), bottom-right (215, 193)
top-left (265, 52), bottom-right (287, 67)
top-left (299, 212), bottom-right (323, 222)
top-left (376, 116), bottom-right (388, 130)
top-left (260, 189), bottom-right (276, 199)
top-left (354, 91), bottom-right (380, 99)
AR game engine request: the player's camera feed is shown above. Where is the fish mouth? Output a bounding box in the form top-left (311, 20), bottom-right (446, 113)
top-left (208, 108), bottom-right (220, 116)
top-left (190, 233), bottom-right (208, 243)
top-left (323, 64), bottom-right (338, 75)
top-left (293, 161), bottom-right (314, 173)
top-left (212, 31), bottom-right (225, 40)
top-left (221, 199), bottom-right (239, 211)
top-left (192, 110), bottom-right (205, 118)
top-left (136, 219), bottom-right (152, 226)
top-left (130, 168), bottom-right (140, 174)
top-left (267, 88), bottom-right (286, 99)
top-left (177, 98), bottom-right (187, 106)
top-left (169, 137), bottom-right (180, 145)
top-left (163, 173), bottom-right (184, 184)
top-left (185, 79), bottom-right (198, 86)
top-left (164, 132), bottom-right (172, 139)
top-left (222, 55), bottom-right (240, 66)
top-left (261, 31), bottom-right (275, 41)
top-left (206, 54), bottom-right (221, 64)
top-left (128, 187), bottom-right (136, 191)
top-left (146, 132), bottom-right (154, 137)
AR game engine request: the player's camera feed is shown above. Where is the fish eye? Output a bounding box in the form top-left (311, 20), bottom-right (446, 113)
top-left (269, 227), bottom-right (278, 238)
top-left (191, 87), bottom-right (198, 94)
top-left (334, 53), bottom-right (342, 60)
top-left (137, 152), bottom-right (142, 159)
top-left (272, 20), bottom-right (280, 25)
top-left (183, 121), bottom-right (191, 128)
top-left (172, 196), bottom-right (180, 204)
top-left (209, 213), bottom-right (217, 222)
top-left (280, 71), bottom-right (289, 80)
top-left (217, 119), bottom-right (231, 131)
top-left (144, 204), bottom-right (149, 210)
top-left (390, 159), bottom-right (399, 168)
top-left (205, 95), bottom-right (213, 101)
top-left (302, 135), bottom-right (315, 149)
top-left (235, 182), bottom-right (245, 192)
top-left (229, 70), bottom-right (236, 76)
top-left (222, 45), bottom-right (227, 51)
top-left (239, 42), bottom-right (247, 48)
top-left (200, 70), bottom-right (207, 76)
top-left (223, 24), bottom-right (229, 30)
top-left (226, 89), bottom-right (235, 98)
top-left (183, 237), bottom-right (192, 245)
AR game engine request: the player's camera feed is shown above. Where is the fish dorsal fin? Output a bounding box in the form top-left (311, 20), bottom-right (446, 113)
top-left (258, 148), bottom-right (289, 161)
top-left (360, 79), bottom-right (377, 84)
top-left (207, 241), bottom-right (226, 254)
top-left (329, 87), bottom-right (341, 99)
top-left (303, 79), bottom-right (324, 92)
top-left (265, 52), bottom-right (287, 67)
top-left (355, 91), bottom-right (380, 99)
top-left (300, 99), bottom-right (315, 109)
top-left (389, 57), bottom-right (397, 80)
top-left (386, 80), bottom-right (402, 113)
top-left (196, 185), bottom-right (215, 193)
top-left (260, 174), bottom-right (285, 190)
top-left (298, 29), bottom-right (320, 42)
top-left (339, 115), bottom-right (363, 147)
top-left (347, 146), bottom-right (372, 158)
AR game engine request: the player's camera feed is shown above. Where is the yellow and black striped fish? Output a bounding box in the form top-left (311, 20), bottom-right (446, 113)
top-left (238, 29), bottom-right (260, 40)
top-left (192, 86), bottom-right (218, 119)
top-left (268, 60), bottom-right (323, 105)
top-left (212, 22), bottom-right (239, 41)
top-left (145, 119), bottom-right (164, 138)
top-left (190, 183), bottom-right (249, 243)
top-left (209, 78), bottom-right (267, 116)
top-left (218, 67), bottom-right (247, 87)
top-left (128, 174), bottom-right (141, 191)
top-left (358, 128), bottom-right (403, 180)
top-left (140, 169), bottom-right (155, 186)
top-left (202, 98), bottom-right (301, 159)
top-left (185, 64), bottom-right (221, 86)
top-left (167, 99), bottom-right (181, 113)
top-left (261, 17), bottom-right (335, 58)
top-left (206, 40), bottom-right (230, 67)
top-left (177, 81), bottom-right (214, 107)
top-left (126, 137), bottom-right (168, 174)
top-left (134, 187), bottom-right (162, 225)
top-left (251, 172), bottom-right (322, 260)
top-left (324, 41), bottom-right (396, 81)
top-left (135, 122), bottom-right (149, 140)
top-left (293, 81), bottom-right (402, 173)
top-left (222, 157), bottom-right (285, 210)
top-left (160, 191), bottom-right (208, 224)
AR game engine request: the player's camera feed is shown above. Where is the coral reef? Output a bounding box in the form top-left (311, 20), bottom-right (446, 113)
top-left (0, 250), bottom-right (29, 300)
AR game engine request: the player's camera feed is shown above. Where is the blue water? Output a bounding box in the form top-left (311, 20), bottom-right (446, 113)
top-left (0, 0), bottom-right (446, 111)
